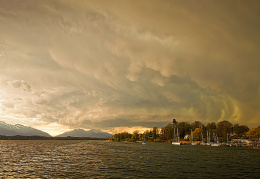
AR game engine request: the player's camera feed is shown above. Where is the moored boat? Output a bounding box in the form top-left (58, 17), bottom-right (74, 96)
top-left (172, 119), bottom-right (181, 145)
top-left (142, 133), bottom-right (146, 144)
top-left (211, 143), bottom-right (221, 147)
top-left (172, 142), bottom-right (181, 145)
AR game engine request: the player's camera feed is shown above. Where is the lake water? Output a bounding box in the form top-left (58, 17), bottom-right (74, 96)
top-left (0, 140), bottom-right (259, 178)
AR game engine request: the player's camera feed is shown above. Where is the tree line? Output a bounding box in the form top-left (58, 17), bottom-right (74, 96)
top-left (109, 120), bottom-right (260, 143)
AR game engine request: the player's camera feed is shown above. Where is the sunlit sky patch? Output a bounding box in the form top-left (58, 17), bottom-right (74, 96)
top-left (0, 0), bottom-right (260, 136)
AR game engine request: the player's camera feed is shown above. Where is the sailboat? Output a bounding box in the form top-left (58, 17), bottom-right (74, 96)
top-left (142, 133), bottom-right (146, 144)
top-left (200, 132), bottom-right (206, 145)
top-left (172, 127), bottom-right (181, 145)
top-left (211, 143), bottom-right (220, 146)
top-left (211, 132), bottom-right (220, 146)
top-left (206, 131), bottom-right (211, 145)
top-left (225, 133), bottom-right (231, 146)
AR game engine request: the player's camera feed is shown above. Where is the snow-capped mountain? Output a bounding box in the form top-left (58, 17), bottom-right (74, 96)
top-left (0, 121), bottom-right (51, 137)
top-left (56, 128), bottom-right (112, 138)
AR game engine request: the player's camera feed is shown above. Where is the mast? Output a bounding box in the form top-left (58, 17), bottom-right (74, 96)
top-left (207, 131), bottom-right (210, 144)
top-left (227, 133), bottom-right (229, 143)
top-left (172, 119), bottom-right (177, 142)
top-left (177, 127), bottom-right (179, 142)
top-left (207, 131), bottom-right (208, 143)
top-left (191, 129), bottom-right (193, 143)
top-left (174, 128), bottom-right (176, 142)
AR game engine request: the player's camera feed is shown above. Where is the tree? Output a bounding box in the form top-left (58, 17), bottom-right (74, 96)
top-left (233, 124), bottom-right (249, 137)
top-left (246, 127), bottom-right (260, 139)
top-left (191, 121), bottom-right (204, 130)
top-left (217, 120), bottom-right (232, 142)
top-left (201, 125), bottom-right (207, 140)
top-left (160, 123), bottom-right (174, 141)
top-left (110, 132), bottom-right (132, 141)
top-left (178, 122), bottom-right (191, 139)
top-left (131, 130), bottom-right (139, 142)
top-left (239, 125), bottom-right (249, 136)
top-left (152, 126), bottom-right (159, 140)
top-left (233, 124), bottom-right (240, 134)
top-left (193, 128), bottom-right (203, 141)
top-left (206, 122), bottom-right (216, 131)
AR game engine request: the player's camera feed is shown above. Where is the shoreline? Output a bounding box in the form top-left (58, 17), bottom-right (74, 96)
top-left (0, 135), bottom-right (108, 140)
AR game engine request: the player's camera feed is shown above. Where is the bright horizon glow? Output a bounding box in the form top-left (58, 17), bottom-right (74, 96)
top-left (33, 123), bottom-right (73, 137)
top-left (0, 120), bottom-right (154, 136)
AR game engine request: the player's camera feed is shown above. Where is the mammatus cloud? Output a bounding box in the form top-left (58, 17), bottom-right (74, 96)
top-left (8, 80), bottom-right (32, 91)
top-left (0, 0), bottom-right (260, 135)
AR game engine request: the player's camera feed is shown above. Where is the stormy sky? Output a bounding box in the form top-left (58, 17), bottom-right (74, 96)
top-left (0, 0), bottom-right (260, 136)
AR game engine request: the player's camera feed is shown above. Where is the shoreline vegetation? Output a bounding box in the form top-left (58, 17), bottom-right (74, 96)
top-left (109, 120), bottom-right (260, 149)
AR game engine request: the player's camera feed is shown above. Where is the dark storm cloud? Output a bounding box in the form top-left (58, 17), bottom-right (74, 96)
top-left (0, 0), bottom-right (259, 134)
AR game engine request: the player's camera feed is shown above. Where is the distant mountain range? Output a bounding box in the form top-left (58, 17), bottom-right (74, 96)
top-left (0, 121), bottom-right (112, 139)
top-left (0, 121), bottom-right (51, 137)
top-left (56, 129), bottom-right (112, 139)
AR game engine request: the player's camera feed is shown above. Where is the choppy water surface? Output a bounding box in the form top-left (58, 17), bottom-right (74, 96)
top-left (0, 140), bottom-right (259, 178)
